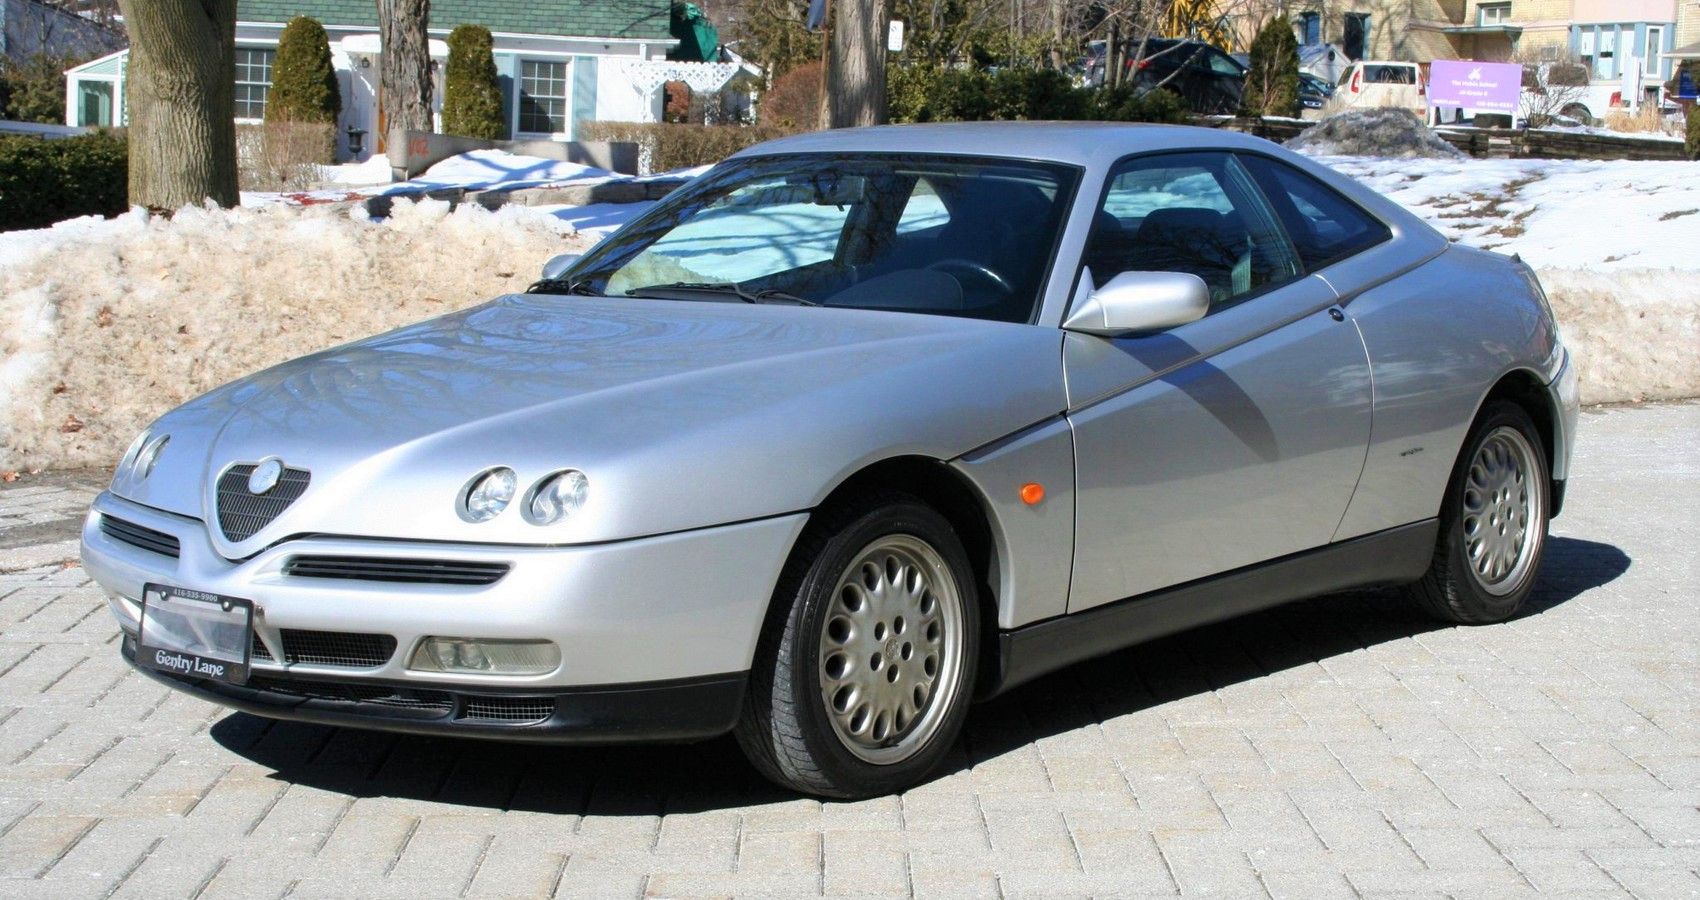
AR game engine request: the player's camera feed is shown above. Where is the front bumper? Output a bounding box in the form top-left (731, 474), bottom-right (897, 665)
top-left (83, 492), bottom-right (807, 739)
top-left (122, 634), bottom-right (745, 743)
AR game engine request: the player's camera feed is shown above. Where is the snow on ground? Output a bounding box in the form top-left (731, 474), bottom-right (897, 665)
top-left (374, 149), bottom-right (614, 194)
top-left (1318, 155), bottom-right (1700, 270)
top-left (241, 149), bottom-right (623, 207)
top-left (318, 155), bottom-right (395, 186)
top-left (536, 201), bottom-right (655, 241)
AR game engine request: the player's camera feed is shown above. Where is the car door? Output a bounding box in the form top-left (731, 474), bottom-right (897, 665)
top-left (1064, 151), bottom-right (1374, 612)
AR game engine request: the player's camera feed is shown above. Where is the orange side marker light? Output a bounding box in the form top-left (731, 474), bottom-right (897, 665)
top-left (1020, 482), bottom-right (1045, 506)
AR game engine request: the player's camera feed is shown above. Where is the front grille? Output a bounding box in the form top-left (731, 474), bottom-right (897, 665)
top-left (459, 696), bottom-right (556, 723)
top-left (100, 516), bottom-right (181, 558)
top-left (247, 677), bottom-right (453, 714)
top-left (283, 555), bottom-right (510, 586)
top-left (251, 630), bottom-right (396, 668)
top-left (216, 463), bottom-right (310, 542)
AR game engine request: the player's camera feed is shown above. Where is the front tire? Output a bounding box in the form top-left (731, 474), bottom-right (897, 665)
top-left (1408, 401), bottom-right (1549, 624)
top-left (735, 493), bottom-right (979, 798)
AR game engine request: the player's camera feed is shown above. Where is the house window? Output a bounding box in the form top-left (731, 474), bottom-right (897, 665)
top-left (234, 47), bottom-right (274, 119)
top-left (78, 81), bottom-right (114, 127)
top-left (1299, 12), bottom-right (1321, 46)
top-left (519, 60), bottom-right (570, 134)
top-left (1478, 3), bottom-right (1512, 27)
top-left (1343, 13), bottom-right (1370, 61)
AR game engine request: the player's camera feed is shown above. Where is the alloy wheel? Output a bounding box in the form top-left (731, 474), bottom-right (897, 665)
top-left (816, 534), bottom-right (966, 764)
top-left (1461, 426), bottom-right (1545, 596)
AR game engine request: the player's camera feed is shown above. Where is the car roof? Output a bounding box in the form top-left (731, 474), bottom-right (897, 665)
top-left (729, 121), bottom-right (1289, 170)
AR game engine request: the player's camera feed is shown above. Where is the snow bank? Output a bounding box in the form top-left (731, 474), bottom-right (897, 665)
top-left (1541, 268), bottom-right (1700, 405)
top-left (1321, 156), bottom-right (1700, 270)
top-left (0, 200), bottom-right (591, 471)
top-left (1289, 108), bottom-right (1467, 159)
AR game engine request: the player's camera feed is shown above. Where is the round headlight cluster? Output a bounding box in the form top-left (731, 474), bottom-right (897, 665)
top-left (528, 470), bottom-right (589, 525)
top-left (461, 467), bottom-right (517, 522)
top-left (459, 467), bottom-right (588, 525)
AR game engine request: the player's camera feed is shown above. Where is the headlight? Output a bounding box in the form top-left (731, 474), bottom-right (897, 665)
top-left (460, 467), bottom-right (517, 522)
top-left (527, 470), bottom-right (588, 525)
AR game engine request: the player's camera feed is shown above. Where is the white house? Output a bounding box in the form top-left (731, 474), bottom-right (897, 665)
top-left (65, 0), bottom-right (752, 160)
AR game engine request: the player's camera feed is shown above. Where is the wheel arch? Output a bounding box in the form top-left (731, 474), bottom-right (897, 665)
top-left (1475, 367), bottom-right (1564, 514)
top-left (795, 455), bottom-right (1005, 697)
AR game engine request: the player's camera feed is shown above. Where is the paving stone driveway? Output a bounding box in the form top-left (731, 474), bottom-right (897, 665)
top-left (0, 404), bottom-right (1694, 899)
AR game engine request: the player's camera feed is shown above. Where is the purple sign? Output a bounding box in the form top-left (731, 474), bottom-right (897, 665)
top-left (1428, 60), bottom-right (1522, 113)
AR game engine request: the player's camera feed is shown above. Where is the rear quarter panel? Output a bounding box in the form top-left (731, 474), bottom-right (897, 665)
top-left (1333, 244), bottom-right (1561, 540)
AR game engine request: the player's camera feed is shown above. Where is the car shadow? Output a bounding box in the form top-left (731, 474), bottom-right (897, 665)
top-left (210, 536), bottom-right (1628, 813)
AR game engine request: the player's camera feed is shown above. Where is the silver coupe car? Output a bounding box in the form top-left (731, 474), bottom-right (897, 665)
top-left (81, 123), bottom-right (1578, 798)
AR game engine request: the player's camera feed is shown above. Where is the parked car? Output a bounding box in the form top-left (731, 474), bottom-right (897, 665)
top-left (1335, 59), bottom-right (1427, 113)
top-left (1128, 38), bottom-right (1246, 114)
top-left (84, 123), bottom-right (1578, 799)
top-left (1299, 71), bottom-right (1335, 115)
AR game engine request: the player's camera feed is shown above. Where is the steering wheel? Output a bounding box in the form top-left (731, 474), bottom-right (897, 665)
top-left (925, 259), bottom-right (1014, 299)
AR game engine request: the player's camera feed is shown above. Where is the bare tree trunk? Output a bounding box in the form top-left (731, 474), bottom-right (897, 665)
top-left (115, 0), bottom-right (239, 210)
top-left (378, 0), bottom-right (433, 139)
top-left (824, 0), bottom-right (886, 128)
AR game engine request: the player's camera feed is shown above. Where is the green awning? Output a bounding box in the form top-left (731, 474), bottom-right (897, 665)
top-left (667, 3), bottom-right (719, 62)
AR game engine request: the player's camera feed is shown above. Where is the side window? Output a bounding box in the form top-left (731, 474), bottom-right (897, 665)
top-left (1082, 152), bottom-right (1303, 310)
top-left (895, 177), bottom-right (950, 236)
top-left (1239, 155), bottom-right (1391, 270)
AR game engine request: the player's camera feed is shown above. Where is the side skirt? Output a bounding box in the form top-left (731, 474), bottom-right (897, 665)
top-left (984, 519), bottom-right (1439, 697)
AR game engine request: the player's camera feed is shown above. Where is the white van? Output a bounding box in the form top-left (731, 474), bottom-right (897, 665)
top-left (1334, 60), bottom-right (1427, 113)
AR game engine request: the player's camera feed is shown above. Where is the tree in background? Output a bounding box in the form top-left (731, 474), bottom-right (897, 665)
top-left (759, 60), bottom-right (822, 129)
top-left (267, 17), bottom-right (341, 126)
top-left (1239, 15), bottom-right (1298, 118)
top-left (734, 0), bottom-right (821, 85)
top-left (113, 0), bottom-right (240, 209)
top-left (826, 0), bottom-right (888, 127)
top-left (378, 0), bottom-right (433, 137)
top-left (443, 25), bottom-right (505, 139)
top-left (0, 53), bottom-right (80, 123)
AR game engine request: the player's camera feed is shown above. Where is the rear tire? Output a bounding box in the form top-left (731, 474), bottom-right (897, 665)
top-left (735, 493), bottom-right (979, 798)
top-left (1407, 401), bottom-right (1549, 624)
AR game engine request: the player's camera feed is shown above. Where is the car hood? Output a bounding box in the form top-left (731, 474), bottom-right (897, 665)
top-left (115, 295), bottom-right (1066, 555)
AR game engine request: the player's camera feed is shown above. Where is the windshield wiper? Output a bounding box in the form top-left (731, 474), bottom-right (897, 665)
top-left (625, 282), bottom-right (820, 306)
top-left (526, 277), bottom-right (602, 296)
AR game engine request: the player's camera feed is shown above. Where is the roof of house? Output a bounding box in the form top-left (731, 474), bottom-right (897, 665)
top-left (235, 0), bottom-right (673, 41)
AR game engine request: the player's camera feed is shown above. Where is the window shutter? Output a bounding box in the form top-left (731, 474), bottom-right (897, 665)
top-left (572, 56), bottom-right (598, 140)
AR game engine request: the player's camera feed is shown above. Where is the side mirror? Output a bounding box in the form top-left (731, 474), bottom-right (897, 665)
top-left (1062, 270), bottom-right (1210, 336)
top-left (540, 253), bottom-right (581, 281)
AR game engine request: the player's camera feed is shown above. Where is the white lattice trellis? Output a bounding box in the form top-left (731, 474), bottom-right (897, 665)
top-left (614, 59), bottom-right (748, 94)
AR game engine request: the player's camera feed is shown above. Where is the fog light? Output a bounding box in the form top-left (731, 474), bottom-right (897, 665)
top-left (411, 638), bottom-right (560, 675)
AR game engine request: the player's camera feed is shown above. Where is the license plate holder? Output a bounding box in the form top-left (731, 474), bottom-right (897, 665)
top-left (137, 583), bottom-right (253, 685)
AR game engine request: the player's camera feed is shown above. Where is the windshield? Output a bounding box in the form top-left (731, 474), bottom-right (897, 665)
top-left (562, 153), bottom-right (1081, 323)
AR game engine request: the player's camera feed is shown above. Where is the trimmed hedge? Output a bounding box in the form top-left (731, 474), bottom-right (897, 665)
top-left (1688, 106), bottom-right (1699, 162)
top-left (0, 131), bottom-right (128, 232)
top-left (580, 121), bottom-right (791, 173)
top-left (267, 17), bottom-right (340, 125)
top-left (1241, 16), bottom-right (1300, 118)
top-left (888, 66), bottom-right (1190, 124)
top-left (444, 25), bottom-right (506, 140)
